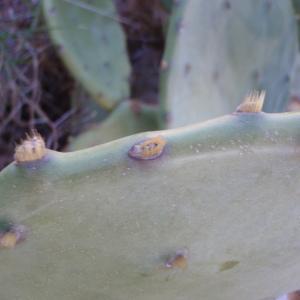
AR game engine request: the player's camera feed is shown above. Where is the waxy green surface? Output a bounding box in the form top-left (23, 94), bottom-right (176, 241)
top-left (1, 112), bottom-right (300, 299)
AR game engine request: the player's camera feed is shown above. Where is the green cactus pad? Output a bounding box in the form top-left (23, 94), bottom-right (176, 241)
top-left (292, 0), bottom-right (300, 44)
top-left (1, 111), bottom-right (300, 299)
top-left (160, 0), bottom-right (298, 128)
top-left (68, 100), bottom-right (160, 150)
top-left (43, 0), bottom-right (130, 109)
top-left (160, 0), bottom-right (173, 12)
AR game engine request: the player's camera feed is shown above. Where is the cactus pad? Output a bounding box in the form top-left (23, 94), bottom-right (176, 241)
top-left (43, 0), bottom-right (130, 109)
top-left (1, 105), bottom-right (300, 299)
top-left (160, 0), bottom-right (298, 128)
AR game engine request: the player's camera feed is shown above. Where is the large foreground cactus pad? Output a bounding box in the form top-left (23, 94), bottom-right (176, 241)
top-left (1, 109), bottom-right (300, 299)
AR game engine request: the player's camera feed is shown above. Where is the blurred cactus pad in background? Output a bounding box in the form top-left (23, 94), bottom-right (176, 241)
top-left (2, 0), bottom-right (300, 299)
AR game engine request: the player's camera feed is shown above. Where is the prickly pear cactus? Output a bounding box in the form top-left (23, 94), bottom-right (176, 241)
top-left (43, 0), bottom-right (130, 109)
top-left (160, 0), bottom-right (298, 128)
top-left (292, 0), bottom-right (300, 43)
top-left (1, 94), bottom-right (300, 300)
top-left (68, 100), bottom-right (160, 150)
